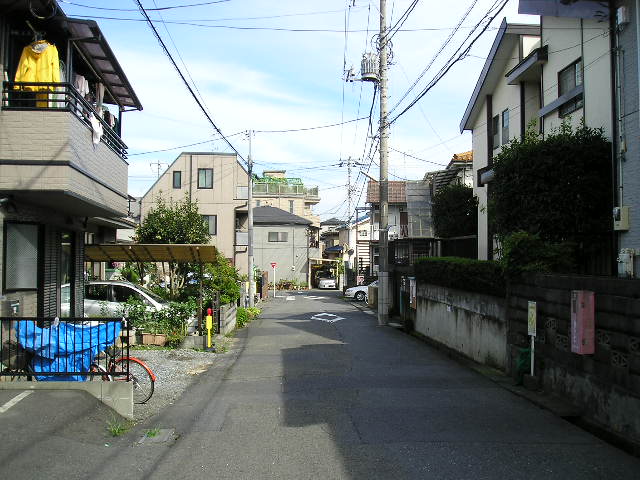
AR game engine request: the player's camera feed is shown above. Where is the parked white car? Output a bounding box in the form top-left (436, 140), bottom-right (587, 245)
top-left (61, 280), bottom-right (169, 316)
top-left (344, 280), bottom-right (377, 301)
top-left (318, 277), bottom-right (337, 289)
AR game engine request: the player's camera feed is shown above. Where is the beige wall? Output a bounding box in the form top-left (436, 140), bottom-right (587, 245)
top-left (0, 110), bottom-right (129, 215)
top-left (541, 16), bottom-right (612, 136)
top-left (141, 152), bottom-right (249, 274)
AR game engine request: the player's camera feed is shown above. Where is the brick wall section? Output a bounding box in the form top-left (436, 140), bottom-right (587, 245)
top-left (617, 1), bottom-right (640, 273)
top-left (0, 109), bottom-right (128, 215)
top-left (509, 273), bottom-right (640, 443)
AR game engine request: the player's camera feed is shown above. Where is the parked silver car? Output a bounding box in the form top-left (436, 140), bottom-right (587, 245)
top-left (344, 280), bottom-right (377, 301)
top-left (61, 280), bottom-right (168, 316)
top-left (318, 277), bottom-right (337, 289)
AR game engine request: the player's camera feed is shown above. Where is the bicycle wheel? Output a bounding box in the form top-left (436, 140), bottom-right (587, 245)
top-left (113, 357), bottom-right (155, 404)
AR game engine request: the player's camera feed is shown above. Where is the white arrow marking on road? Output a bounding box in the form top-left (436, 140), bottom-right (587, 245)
top-left (305, 296), bottom-right (326, 300)
top-left (0, 390), bottom-right (32, 414)
top-left (311, 313), bottom-right (345, 323)
top-left (286, 296), bottom-right (295, 301)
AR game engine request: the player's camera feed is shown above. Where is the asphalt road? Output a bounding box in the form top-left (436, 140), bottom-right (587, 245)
top-left (2, 290), bottom-right (640, 479)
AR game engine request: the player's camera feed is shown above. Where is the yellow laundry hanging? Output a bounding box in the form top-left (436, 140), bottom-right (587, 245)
top-left (14, 40), bottom-right (60, 107)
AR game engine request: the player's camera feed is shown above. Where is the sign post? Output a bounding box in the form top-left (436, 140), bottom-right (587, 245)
top-left (527, 301), bottom-right (537, 376)
top-left (271, 262), bottom-right (277, 298)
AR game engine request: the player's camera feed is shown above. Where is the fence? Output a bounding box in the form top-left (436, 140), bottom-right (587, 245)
top-left (0, 317), bottom-right (128, 381)
top-left (219, 304), bottom-right (238, 336)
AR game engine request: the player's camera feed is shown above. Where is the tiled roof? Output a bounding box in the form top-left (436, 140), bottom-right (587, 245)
top-left (366, 181), bottom-right (406, 204)
top-left (451, 151), bottom-right (472, 163)
top-left (253, 206), bottom-right (311, 225)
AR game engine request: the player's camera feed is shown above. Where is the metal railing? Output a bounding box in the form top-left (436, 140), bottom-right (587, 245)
top-left (2, 81), bottom-right (128, 159)
top-left (253, 182), bottom-right (319, 198)
top-left (0, 317), bottom-right (128, 381)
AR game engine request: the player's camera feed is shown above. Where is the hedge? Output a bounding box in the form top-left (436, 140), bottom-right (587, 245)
top-left (414, 256), bottom-right (506, 297)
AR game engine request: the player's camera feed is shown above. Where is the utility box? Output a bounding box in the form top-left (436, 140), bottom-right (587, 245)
top-left (617, 248), bottom-right (635, 278)
top-left (571, 290), bottom-right (595, 355)
top-left (613, 206), bottom-right (630, 231)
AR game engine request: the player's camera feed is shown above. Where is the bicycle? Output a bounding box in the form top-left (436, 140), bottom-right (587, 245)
top-left (89, 346), bottom-right (156, 404)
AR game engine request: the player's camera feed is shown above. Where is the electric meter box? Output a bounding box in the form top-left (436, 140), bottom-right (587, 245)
top-left (571, 290), bottom-right (595, 355)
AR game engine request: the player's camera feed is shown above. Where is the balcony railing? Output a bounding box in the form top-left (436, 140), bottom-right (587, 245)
top-left (2, 82), bottom-right (128, 159)
top-left (253, 182), bottom-right (319, 198)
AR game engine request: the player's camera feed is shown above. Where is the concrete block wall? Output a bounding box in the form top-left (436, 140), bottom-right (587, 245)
top-left (219, 303), bottom-right (237, 336)
top-left (509, 273), bottom-right (640, 445)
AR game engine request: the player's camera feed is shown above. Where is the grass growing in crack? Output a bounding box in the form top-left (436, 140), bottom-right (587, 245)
top-left (107, 416), bottom-right (133, 437)
top-left (145, 428), bottom-right (161, 438)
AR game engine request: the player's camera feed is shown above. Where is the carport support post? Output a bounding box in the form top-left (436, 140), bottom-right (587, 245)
top-left (199, 262), bottom-right (204, 333)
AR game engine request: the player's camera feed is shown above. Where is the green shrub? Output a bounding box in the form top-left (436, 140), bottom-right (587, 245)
top-left (499, 231), bottom-right (576, 275)
top-left (414, 256), bottom-right (506, 297)
top-left (432, 184), bottom-right (478, 238)
top-left (236, 307), bottom-right (261, 329)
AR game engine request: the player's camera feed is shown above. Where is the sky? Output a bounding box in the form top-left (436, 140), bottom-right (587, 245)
top-left (56, 0), bottom-right (538, 221)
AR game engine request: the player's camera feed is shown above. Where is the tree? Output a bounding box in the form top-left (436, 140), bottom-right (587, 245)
top-left (134, 196), bottom-right (210, 298)
top-left (432, 183), bottom-right (478, 238)
top-left (489, 123), bottom-right (612, 244)
top-left (489, 123), bottom-right (612, 271)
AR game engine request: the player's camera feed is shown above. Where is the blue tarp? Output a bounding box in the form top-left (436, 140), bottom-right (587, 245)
top-left (16, 321), bottom-right (121, 381)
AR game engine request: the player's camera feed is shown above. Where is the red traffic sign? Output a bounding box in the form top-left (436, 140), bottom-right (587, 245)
top-left (270, 262), bottom-right (277, 268)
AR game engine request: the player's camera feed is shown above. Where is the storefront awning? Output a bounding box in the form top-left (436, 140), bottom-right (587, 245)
top-left (85, 244), bottom-right (217, 263)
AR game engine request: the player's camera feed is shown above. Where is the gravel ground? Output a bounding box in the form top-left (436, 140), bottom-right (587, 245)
top-left (129, 347), bottom-right (219, 422)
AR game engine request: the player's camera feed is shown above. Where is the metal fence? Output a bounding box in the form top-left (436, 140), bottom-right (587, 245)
top-left (0, 317), bottom-right (129, 381)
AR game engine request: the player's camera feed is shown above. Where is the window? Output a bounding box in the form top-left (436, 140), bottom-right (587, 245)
top-left (256, 200), bottom-right (261, 207)
top-left (289, 200), bottom-right (294, 214)
top-left (197, 168), bottom-right (213, 189)
top-left (359, 229), bottom-right (368, 237)
top-left (268, 232), bottom-right (288, 242)
top-left (3, 223), bottom-right (39, 290)
top-left (113, 285), bottom-right (144, 303)
top-left (172, 171), bottom-right (182, 189)
top-left (492, 115), bottom-right (500, 149)
top-left (558, 59), bottom-right (583, 117)
top-left (59, 231), bottom-right (74, 317)
top-left (501, 109), bottom-right (509, 145)
top-left (202, 215), bottom-right (217, 235)
top-left (85, 284), bottom-right (109, 301)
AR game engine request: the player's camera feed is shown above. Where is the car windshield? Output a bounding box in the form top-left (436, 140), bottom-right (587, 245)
top-left (136, 285), bottom-right (168, 304)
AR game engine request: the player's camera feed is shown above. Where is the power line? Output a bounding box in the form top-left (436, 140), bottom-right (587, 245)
top-left (61, 0), bottom-right (231, 11)
top-left (253, 116), bottom-right (368, 133)
top-left (128, 131), bottom-right (245, 156)
top-left (134, 0), bottom-right (248, 165)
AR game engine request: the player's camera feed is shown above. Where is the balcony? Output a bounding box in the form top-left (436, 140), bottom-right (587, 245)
top-left (0, 82), bottom-right (129, 216)
top-left (253, 181), bottom-right (319, 202)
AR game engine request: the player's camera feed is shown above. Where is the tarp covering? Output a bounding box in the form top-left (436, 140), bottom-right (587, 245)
top-left (16, 321), bottom-right (121, 381)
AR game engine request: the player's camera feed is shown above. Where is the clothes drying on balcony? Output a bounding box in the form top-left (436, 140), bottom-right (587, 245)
top-left (14, 41), bottom-right (60, 89)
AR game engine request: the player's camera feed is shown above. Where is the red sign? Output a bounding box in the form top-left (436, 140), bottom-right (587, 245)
top-left (270, 262), bottom-right (277, 269)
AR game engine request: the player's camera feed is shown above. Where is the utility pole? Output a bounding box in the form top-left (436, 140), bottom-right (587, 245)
top-left (247, 130), bottom-right (255, 308)
top-left (378, 0), bottom-right (390, 326)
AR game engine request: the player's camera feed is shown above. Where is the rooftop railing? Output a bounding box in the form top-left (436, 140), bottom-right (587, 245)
top-left (253, 182), bottom-right (319, 198)
top-left (2, 82), bottom-right (128, 160)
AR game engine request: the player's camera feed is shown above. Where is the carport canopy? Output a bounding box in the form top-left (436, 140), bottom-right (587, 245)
top-left (84, 244), bottom-right (217, 263)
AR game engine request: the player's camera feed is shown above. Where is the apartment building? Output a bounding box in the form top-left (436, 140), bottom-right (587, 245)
top-left (0, 0), bottom-right (141, 317)
top-left (140, 155), bottom-right (321, 275)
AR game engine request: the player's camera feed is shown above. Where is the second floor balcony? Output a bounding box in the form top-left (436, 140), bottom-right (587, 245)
top-left (253, 182), bottom-right (319, 202)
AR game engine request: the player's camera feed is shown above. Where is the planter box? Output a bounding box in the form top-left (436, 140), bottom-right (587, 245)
top-left (142, 333), bottom-right (167, 346)
top-left (116, 329), bottom-right (137, 348)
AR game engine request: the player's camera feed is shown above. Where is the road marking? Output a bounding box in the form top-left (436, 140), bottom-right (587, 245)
top-left (286, 296), bottom-right (295, 301)
top-left (311, 313), bottom-right (345, 323)
top-left (363, 311), bottom-right (375, 315)
top-left (0, 391), bottom-right (32, 414)
top-left (305, 296), bottom-right (326, 300)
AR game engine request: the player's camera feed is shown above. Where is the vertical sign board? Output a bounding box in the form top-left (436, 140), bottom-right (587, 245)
top-left (271, 263), bottom-right (277, 298)
top-left (527, 301), bottom-right (537, 337)
top-left (409, 277), bottom-right (417, 309)
top-left (527, 301), bottom-right (536, 376)
top-left (571, 290), bottom-right (595, 354)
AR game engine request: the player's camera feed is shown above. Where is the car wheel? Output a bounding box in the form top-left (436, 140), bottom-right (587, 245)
top-left (355, 291), bottom-right (366, 301)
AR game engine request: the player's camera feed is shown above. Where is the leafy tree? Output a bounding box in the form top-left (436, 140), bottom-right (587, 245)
top-left (180, 256), bottom-right (241, 308)
top-left (432, 183), bottom-right (478, 238)
top-left (489, 123), bottom-right (612, 253)
top-left (134, 196), bottom-right (210, 298)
